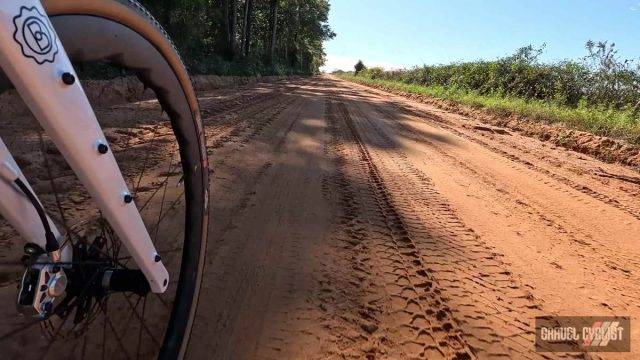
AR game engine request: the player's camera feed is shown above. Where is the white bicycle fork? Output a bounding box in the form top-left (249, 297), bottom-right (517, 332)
top-left (0, 0), bottom-right (168, 293)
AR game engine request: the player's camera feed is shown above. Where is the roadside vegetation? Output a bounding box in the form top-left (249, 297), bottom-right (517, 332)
top-left (338, 43), bottom-right (640, 144)
top-left (89, 1), bottom-right (333, 77)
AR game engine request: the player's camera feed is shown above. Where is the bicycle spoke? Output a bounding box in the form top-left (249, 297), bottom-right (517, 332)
top-left (103, 308), bottom-right (132, 360)
top-left (102, 301), bottom-right (108, 360)
top-left (136, 297), bottom-right (148, 360)
top-left (134, 128), bottom-right (162, 195)
top-left (41, 313), bottom-right (73, 358)
top-left (81, 330), bottom-right (88, 359)
top-left (119, 296), bottom-right (143, 340)
top-left (38, 132), bottom-right (74, 249)
top-left (152, 292), bottom-right (171, 311)
top-left (120, 294), bottom-right (161, 347)
top-left (152, 155), bottom-right (177, 244)
top-left (0, 319), bottom-right (41, 342)
top-left (137, 146), bottom-right (179, 215)
top-left (114, 124), bottom-right (138, 193)
top-left (149, 189), bottom-right (186, 238)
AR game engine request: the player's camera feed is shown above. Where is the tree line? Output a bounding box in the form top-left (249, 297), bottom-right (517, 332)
top-left (139, 0), bottom-right (335, 75)
top-left (353, 42), bottom-right (640, 113)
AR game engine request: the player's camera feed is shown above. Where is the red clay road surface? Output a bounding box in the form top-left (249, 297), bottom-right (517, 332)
top-left (1, 75), bottom-right (638, 359)
top-left (187, 76), bottom-right (640, 359)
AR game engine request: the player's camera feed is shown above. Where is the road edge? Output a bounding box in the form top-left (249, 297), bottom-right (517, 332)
top-left (333, 75), bottom-right (640, 171)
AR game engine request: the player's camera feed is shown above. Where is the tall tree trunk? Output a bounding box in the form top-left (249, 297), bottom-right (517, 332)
top-left (222, 0), bottom-right (231, 57)
top-left (242, 0), bottom-right (253, 58)
top-left (228, 0), bottom-right (238, 59)
top-left (267, 0), bottom-right (278, 64)
top-left (160, 0), bottom-right (174, 33)
top-left (291, 1), bottom-right (300, 68)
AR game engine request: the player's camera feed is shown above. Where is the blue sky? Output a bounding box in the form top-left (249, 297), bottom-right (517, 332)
top-left (321, 0), bottom-right (640, 71)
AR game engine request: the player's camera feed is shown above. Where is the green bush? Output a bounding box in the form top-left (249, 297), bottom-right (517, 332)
top-left (340, 73), bottom-right (640, 144)
top-left (354, 42), bottom-right (640, 112)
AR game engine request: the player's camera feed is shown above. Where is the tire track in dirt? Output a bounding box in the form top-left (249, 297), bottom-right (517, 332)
top-left (206, 96), bottom-right (297, 151)
top-left (322, 95), bottom-right (473, 359)
top-left (328, 92), bottom-right (594, 359)
top-left (206, 97), bottom-right (306, 241)
top-left (380, 100), bottom-right (640, 223)
top-left (200, 82), bottom-right (301, 118)
top-left (190, 92), bottom-right (314, 359)
top-left (345, 101), bottom-right (541, 358)
top-left (237, 93), bottom-right (340, 360)
top-left (340, 78), bottom-right (639, 216)
top-left (203, 83), bottom-right (303, 151)
top-left (201, 89), bottom-right (272, 118)
top-left (366, 101), bottom-right (640, 278)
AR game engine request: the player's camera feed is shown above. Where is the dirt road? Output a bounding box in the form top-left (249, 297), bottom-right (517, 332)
top-left (181, 76), bottom-right (640, 359)
top-left (1, 75), bottom-right (638, 359)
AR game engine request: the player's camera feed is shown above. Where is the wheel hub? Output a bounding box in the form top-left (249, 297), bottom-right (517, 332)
top-left (17, 229), bottom-right (150, 323)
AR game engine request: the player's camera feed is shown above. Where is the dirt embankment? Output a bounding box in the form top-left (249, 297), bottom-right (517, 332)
top-left (0, 74), bottom-right (294, 117)
top-left (341, 78), bottom-right (640, 169)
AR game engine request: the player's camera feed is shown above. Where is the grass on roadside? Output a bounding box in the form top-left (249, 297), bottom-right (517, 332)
top-left (337, 73), bottom-right (640, 145)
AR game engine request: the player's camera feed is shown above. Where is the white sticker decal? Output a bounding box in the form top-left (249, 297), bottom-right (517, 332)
top-left (13, 6), bottom-right (59, 65)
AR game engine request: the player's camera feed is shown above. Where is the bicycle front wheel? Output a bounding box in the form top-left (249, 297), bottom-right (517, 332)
top-left (0, 1), bottom-right (209, 359)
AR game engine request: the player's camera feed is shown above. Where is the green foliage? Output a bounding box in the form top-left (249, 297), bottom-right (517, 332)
top-left (582, 41), bottom-right (640, 111)
top-left (137, 0), bottom-right (335, 75)
top-left (343, 45), bottom-right (640, 145)
top-left (355, 43), bottom-right (640, 113)
top-left (354, 60), bottom-right (366, 74)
